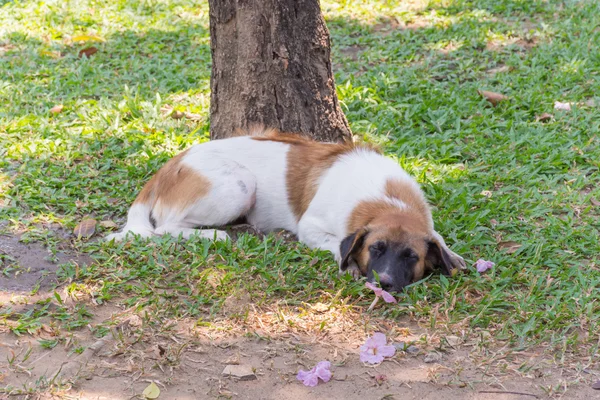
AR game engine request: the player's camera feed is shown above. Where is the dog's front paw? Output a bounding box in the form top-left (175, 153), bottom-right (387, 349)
top-left (449, 251), bottom-right (467, 271)
top-left (105, 232), bottom-right (126, 242)
top-left (339, 261), bottom-right (361, 280)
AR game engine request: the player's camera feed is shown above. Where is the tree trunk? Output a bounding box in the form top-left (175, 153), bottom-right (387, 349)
top-left (208, 0), bottom-right (352, 142)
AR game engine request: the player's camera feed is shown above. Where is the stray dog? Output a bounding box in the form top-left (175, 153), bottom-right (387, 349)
top-left (107, 128), bottom-right (466, 291)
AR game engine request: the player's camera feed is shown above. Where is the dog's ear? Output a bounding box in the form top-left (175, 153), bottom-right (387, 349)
top-left (339, 228), bottom-right (368, 271)
top-left (425, 237), bottom-right (456, 276)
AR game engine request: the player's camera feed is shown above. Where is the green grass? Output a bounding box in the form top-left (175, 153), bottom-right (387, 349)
top-left (1, 0), bottom-right (600, 376)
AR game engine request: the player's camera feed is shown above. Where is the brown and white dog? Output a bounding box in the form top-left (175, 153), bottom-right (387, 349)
top-left (107, 128), bottom-right (466, 291)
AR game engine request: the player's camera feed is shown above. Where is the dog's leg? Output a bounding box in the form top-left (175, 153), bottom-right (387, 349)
top-left (154, 225), bottom-right (230, 241)
top-left (107, 156), bottom-right (257, 242)
top-left (150, 162), bottom-right (257, 242)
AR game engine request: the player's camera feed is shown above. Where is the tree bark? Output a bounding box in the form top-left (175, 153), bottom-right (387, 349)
top-left (208, 0), bottom-right (352, 142)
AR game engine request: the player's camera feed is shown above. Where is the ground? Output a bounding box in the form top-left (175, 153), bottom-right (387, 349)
top-left (1, 0), bottom-right (600, 398)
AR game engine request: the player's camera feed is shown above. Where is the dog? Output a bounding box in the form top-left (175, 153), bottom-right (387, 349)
top-left (106, 128), bottom-right (466, 291)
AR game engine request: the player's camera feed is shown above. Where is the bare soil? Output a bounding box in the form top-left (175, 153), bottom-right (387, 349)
top-left (1, 235), bottom-right (598, 399)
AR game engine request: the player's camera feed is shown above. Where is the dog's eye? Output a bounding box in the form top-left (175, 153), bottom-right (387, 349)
top-left (369, 241), bottom-right (386, 257)
top-left (402, 249), bottom-right (418, 260)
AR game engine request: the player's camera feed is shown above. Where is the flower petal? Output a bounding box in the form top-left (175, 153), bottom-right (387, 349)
top-left (365, 282), bottom-right (383, 296)
top-left (315, 361), bottom-right (331, 370)
top-left (297, 369), bottom-right (313, 381)
top-left (475, 259), bottom-right (495, 273)
top-left (371, 332), bottom-right (387, 346)
top-left (360, 351), bottom-right (384, 364)
top-left (315, 362), bottom-right (332, 382)
top-left (378, 345), bottom-right (396, 358)
top-left (380, 290), bottom-right (397, 303)
top-left (301, 374), bottom-right (319, 387)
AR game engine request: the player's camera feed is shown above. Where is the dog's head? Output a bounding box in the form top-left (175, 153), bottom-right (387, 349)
top-left (339, 212), bottom-right (456, 292)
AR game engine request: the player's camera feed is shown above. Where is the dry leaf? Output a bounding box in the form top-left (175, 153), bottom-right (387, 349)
top-left (142, 382), bottom-right (161, 399)
top-left (591, 198), bottom-right (600, 207)
top-left (99, 220), bottom-right (118, 229)
top-left (554, 101), bottom-right (572, 111)
top-left (40, 50), bottom-right (63, 59)
top-left (78, 47), bottom-right (98, 58)
top-left (73, 218), bottom-right (97, 238)
top-left (584, 99), bottom-right (596, 107)
top-left (480, 190), bottom-right (493, 198)
top-left (309, 257), bottom-right (319, 267)
top-left (478, 90), bottom-right (509, 106)
top-left (536, 113), bottom-right (553, 122)
top-left (171, 110), bottom-right (185, 119)
top-left (498, 241), bottom-right (522, 254)
top-left (490, 219), bottom-right (498, 227)
top-left (222, 364), bottom-right (257, 381)
top-left (50, 104), bottom-right (64, 114)
top-left (106, 198), bottom-right (119, 205)
top-left (592, 380), bottom-right (600, 390)
top-left (486, 65), bottom-right (510, 75)
top-left (71, 34), bottom-right (105, 43)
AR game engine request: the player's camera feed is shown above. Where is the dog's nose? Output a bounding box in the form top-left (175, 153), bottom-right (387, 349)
top-left (378, 273), bottom-right (394, 291)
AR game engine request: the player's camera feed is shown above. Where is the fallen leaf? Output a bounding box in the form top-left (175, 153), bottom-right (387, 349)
top-left (142, 382), bottom-right (160, 399)
top-left (78, 47), bottom-right (98, 58)
top-left (478, 90), bottom-right (509, 106)
top-left (106, 198), bottom-right (119, 205)
top-left (71, 34), bottom-right (105, 43)
top-left (73, 218), bottom-right (97, 238)
top-left (424, 351), bottom-right (442, 363)
top-left (222, 364), bottom-right (257, 381)
top-left (490, 219), bottom-right (498, 227)
top-left (309, 257), bottom-right (319, 267)
top-left (486, 65), bottom-right (510, 75)
top-left (50, 105), bottom-right (64, 114)
top-left (584, 99), bottom-right (596, 107)
top-left (498, 241), bottom-right (521, 254)
top-left (536, 113), bottom-right (553, 122)
top-left (554, 101), bottom-right (572, 111)
top-left (591, 198), bottom-right (600, 207)
top-left (445, 335), bottom-right (461, 347)
top-left (592, 380), bottom-right (600, 390)
top-left (40, 50), bottom-right (63, 59)
top-left (99, 220), bottom-right (118, 229)
top-left (480, 190), bottom-right (492, 198)
top-left (311, 302), bottom-right (329, 313)
top-left (171, 110), bottom-right (185, 119)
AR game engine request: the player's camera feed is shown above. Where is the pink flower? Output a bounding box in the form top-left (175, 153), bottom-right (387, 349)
top-left (297, 361), bottom-right (332, 387)
top-left (365, 282), bottom-right (396, 311)
top-left (475, 259), bottom-right (494, 273)
top-left (360, 333), bottom-right (396, 364)
top-left (365, 282), bottom-right (397, 303)
top-left (554, 101), bottom-right (572, 111)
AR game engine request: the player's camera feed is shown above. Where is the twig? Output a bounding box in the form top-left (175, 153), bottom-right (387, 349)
top-left (478, 390), bottom-right (539, 398)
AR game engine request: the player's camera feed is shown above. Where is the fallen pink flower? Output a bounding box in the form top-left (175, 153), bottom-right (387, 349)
top-left (365, 282), bottom-right (396, 311)
top-left (554, 101), bottom-right (572, 111)
top-left (475, 259), bottom-right (495, 273)
top-left (360, 332), bottom-right (396, 364)
top-left (297, 361), bottom-right (332, 387)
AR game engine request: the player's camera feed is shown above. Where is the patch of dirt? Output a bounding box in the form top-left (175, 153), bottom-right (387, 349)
top-left (3, 312), bottom-right (599, 399)
top-left (1, 234), bottom-right (599, 399)
top-left (0, 235), bottom-right (92, 295)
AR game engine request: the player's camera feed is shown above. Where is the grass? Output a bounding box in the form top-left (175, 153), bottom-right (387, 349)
top-left (1, 0), bottom-right (600, 392)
